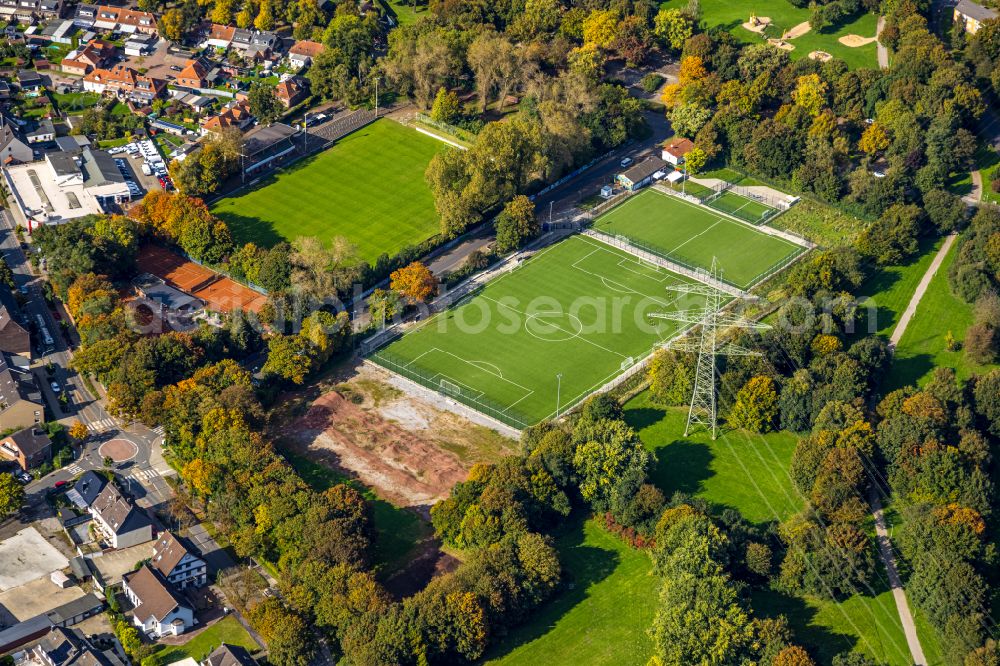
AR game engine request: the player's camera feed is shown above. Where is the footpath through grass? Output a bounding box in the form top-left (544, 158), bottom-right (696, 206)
top-left (592, 189), bottom-right (804, 289)
top-left (212, 119), bottom-right (442, 264)
top-left (886, 236), bottom-right (999, 391)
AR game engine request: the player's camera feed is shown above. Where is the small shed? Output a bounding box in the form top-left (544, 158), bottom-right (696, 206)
top-left (50, 570), bottom-right (71, 588)
top-left (615, 157), bottom-right (669, 192)
top-left (600, 185), bottom-right (614, 199)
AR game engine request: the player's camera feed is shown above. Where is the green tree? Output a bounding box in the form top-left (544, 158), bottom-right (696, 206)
top-left (158, 8), bottom-right (185, 42)
top-left (0, 474), bottom-right (24, 516)
top-left (653, 8), bottom-right (694, 51)
top-left (494, 195), bottom-right (539, 253)
top-left (573, 420), bottom-right (649, 512)
top-left (249, 83), bottom-right (283, 124)
top-left (430, 87), bottom-right (461, 124)
top-left (368, 289), bottom-right (400, 327)
top-left (262, 334), bottom-right (313, 384)
top-left (728, 375), bottom-right (779, 432)
top-left (648, 348), bottom-right (694, 406)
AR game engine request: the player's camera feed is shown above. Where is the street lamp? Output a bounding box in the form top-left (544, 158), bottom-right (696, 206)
top-left (555, 373), bottom-right (562, 419)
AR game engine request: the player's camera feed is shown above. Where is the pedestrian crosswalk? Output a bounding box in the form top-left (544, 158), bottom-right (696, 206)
top-left (126, 468), bottom-right (159, 482)
top-left (151, 425), bottom-right (165, 435)
top-left (89, 417), bottom-right (119, 432)
top-left (65, 464), bottom-right (83, 475)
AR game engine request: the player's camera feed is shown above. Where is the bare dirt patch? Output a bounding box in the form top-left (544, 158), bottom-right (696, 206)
top-left (839, 33), bottom-right (877, 47)
top-left (283, 366), bottom-right (517, 509)
top-left (741, 16), bottom-right (771, 34)
top-left (783, 21), bottom-right (812, 39)
top-left (768, 38), bottom-right (796, 51)
top-left (809, 50), bottom-right (834, 62)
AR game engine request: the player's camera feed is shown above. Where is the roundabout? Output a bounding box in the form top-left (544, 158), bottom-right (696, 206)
top-left (97, 438), bottom-right (138, 463)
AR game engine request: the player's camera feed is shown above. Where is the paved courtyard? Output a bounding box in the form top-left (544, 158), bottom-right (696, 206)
top-left (0, 526), bottom-right (69, 591)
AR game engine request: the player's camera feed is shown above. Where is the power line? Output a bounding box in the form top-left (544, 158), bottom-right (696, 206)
top-left (650, 257), bottom-right (768, 439)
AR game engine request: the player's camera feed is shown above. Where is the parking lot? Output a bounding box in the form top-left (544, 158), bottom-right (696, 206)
top-left (105, 138), bottom-right (172, 193)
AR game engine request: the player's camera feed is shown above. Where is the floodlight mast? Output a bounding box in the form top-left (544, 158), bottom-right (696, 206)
top-left (649, 258), bottom-right (769, 440)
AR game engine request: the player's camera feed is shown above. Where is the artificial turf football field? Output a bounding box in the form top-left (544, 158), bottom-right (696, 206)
top-left (705, 190), bottom-right (776, 225)
top-left (371, 235), bottom-right (709, 428)
top-left (592, 189), bottom-right (804, 288)
top-left (211, 120), bottom-right (442, 263)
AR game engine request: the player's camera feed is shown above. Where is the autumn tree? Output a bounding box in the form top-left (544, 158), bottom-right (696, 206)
top-left (430, 87), bottom-right (461, 124)
top-left (728, 375), bottom-right (779, 432)
top-left (390, 261), bottom-right (438, 303)
top-left (859, 121), bottom-right (890, 155)
top-left (69, 421), bottom-right (89, 441)
top-left (654, 8), bottom-right (694, 51)
top-left (792, 74), bottom-right (828, 116)
top-left (494, 195), bottom-right (539, 253)
top-left (0, 474), bottom-right (24, 516)
top-left (158, 8), bottom-right (185, 42)
top-left (648, 349), bottom-right (694, 406)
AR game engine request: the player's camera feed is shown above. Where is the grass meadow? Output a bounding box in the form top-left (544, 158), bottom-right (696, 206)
top-left (658, 0), bottom-right (879, 69)
top-left (212, 120), bottom-right (442, 263)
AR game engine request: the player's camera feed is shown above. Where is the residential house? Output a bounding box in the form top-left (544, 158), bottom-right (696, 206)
top-left (615, 156), bottom-right (668, 192)
top-left (123, 32), bottom-right (157, 57)
top-left (0, 295), bottom-right (31, 359)
top-left (230, 29), bottom-right (279, 60)
top-left (31, 627), bottom-right (116, 666)
top-left (40, 19), bottom-right (78, 44)
top-left (954, 0), bottom-right (997, 34)
top-left (0, 0), bottom-right (62, 21)
top-left (288, 40), bottom-right (323, 70)
top-left (274, 76), bottom-right (306, 108)
top-left (150, 531), bottom-right (208, 590)
top-left (83, 64), bottom-right (164, 102)
top-left (26, 119), bottom-right (55, 144)
top-left (661, 136), bottom-right (694, 166)
top-left (0, 426), bottom-right (51, 471)
top-left (65, 470), bottom-right (106, 509)
top-left (0, 80), bottom-right (11, 100)
top-left (89, 482), bottom-right (153, 549)
top-left (0, 353), bottom-right (43, 432)
top-left (202, 99), bottom-right (251, 133)
top-left (176, 59), bottom-right (209, 89)
top-left (16, 70), bottom-right (44, 93)
top-left (204, 23), bottom-right (235, 50)
top-left (203, 645), bottom-right (258, 666)
top-left (122, 565), bottom-right (194, 638)
top-left (0, 123), bottom-right (34, 164)
top-left (94, 6), bottom-right (157, 34)
top-left (61, 40), bottom-right (115, 76)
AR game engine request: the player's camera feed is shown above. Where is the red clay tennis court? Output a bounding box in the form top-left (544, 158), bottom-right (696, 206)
top-left (138, 245), bottom-right (268, 314)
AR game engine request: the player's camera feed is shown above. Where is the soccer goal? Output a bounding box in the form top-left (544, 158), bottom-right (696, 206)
top-left (440, 378), bottom-right (462, 396)
top-left (620, 356), bottom-right (636, 371)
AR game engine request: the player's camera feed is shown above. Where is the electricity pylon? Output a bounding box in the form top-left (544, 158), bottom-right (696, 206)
top-left (650, 259), bottom-right (769, 440)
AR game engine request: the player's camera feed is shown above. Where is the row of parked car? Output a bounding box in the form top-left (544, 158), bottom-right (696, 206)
top-left (106, 139), bottom-right (173, 191)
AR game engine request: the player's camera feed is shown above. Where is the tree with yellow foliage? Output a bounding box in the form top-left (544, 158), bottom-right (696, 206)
top-left (390, 261), bottom-right (438, 304)
top-left (581, 9), bottom-right (620, 50)
top-left (792, 73), bottom-right (828, 116)
top-left (69, 421), bottom-right (89, 442)
top-left (859, 121), bottom-right (891, 155)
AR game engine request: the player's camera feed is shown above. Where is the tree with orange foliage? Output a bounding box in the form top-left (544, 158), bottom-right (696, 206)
top-left (773, 645), bottom-right (816, 666)
top-left (69, 421), bottom-right (89, 442)
top-left (390, 261), bottom-right (438, 303)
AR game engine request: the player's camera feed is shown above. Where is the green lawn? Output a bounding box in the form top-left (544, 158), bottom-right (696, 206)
top-left (593, 189), bottom-right (805, 289)
top-left (484, 518), bottom-right (657, 666)
top-left (156, 616), bottom-right (257, 664)
top-left (659, 0), bottom-right (879, 69)
top-left (51, 91), bottom-right (100, 114)
top-left (624, 392), bottom-right (802, 524)
top-left (752, 588), bottom-right (912, 666)
top-left (212, 119), bottom-right (443, 263)
top-left (284, 452), bottom-right (432, 576)
top-left (852, 236), bottom-right (944, 340)
top-left (373, 235), bottom-right (707, 428)
top-left (625, 392), bottom-right (914, 665)
top-left (886, 236), bottom-right (999, 391)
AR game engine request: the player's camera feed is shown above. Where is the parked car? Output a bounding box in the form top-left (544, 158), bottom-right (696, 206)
top-left (170, 65), bottom-right (182, 71)
top-left (15, 470), bottom-right (31, 484)
top-left (50, 381), bottom-right (61, 393)
top-left (54, 480), bottom-right (67, 488)
top-left (620, 157), bottom-right (633, 168)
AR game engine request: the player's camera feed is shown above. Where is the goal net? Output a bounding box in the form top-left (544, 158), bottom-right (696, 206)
top-left (440, 379), bottom-right (462, 396)
top-left (620, 356), bottom-right (636, 371)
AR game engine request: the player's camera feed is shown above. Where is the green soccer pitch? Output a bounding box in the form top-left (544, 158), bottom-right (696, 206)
top-left (592, 189), bottom-right (804, 289)
top-left (370, 235), bottom-right (709, 428)
top-left (211, 120), bottom-right (442, 264)
top-left (705, 190), bottom-right (776, 225)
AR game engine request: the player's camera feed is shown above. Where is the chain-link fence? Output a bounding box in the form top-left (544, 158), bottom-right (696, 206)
top-left (368, 349), bottom-right (533, 430)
